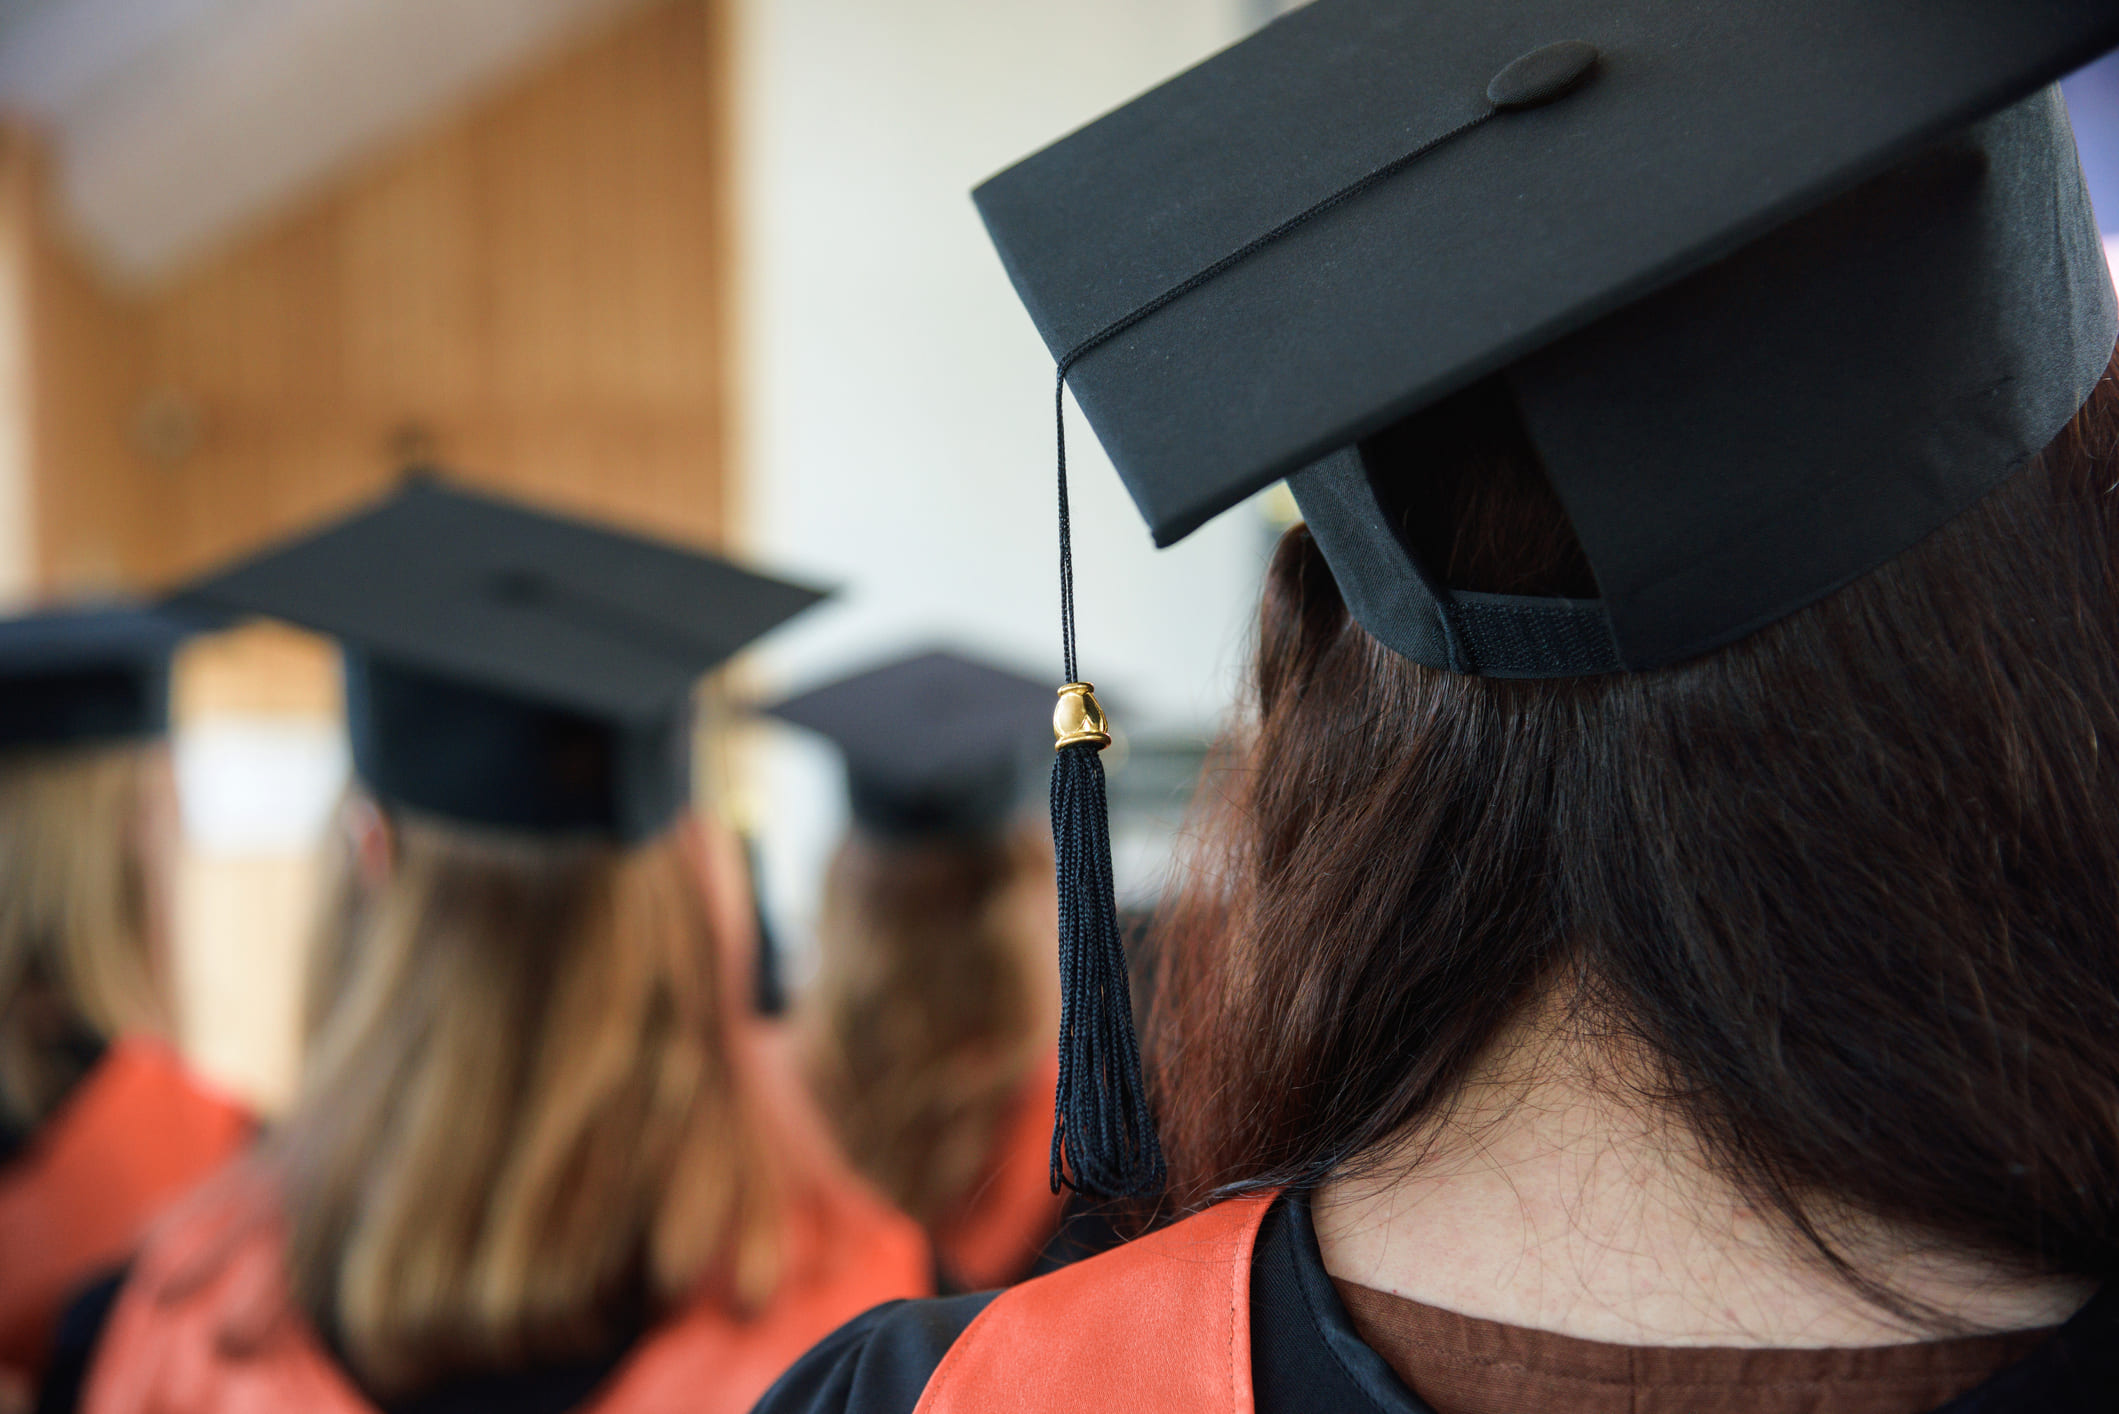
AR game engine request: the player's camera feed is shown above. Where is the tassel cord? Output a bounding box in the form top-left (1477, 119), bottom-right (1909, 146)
top-left (1055, 367), bottom-right (1080, 686)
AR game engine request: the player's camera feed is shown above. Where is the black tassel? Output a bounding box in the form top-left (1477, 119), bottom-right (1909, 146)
top-left (1045, 365), bottom-right (1164, 1199)
top-left (1048, 692), bottom-right (1164, 1198)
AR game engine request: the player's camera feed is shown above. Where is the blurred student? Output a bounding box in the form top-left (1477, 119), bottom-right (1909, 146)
top-left (768, 651), bottom-right (1061, 1292)
top-left (0, 608), bottom-right (250, 1394)
top-left (66, 480), bottom-right (928, 1414)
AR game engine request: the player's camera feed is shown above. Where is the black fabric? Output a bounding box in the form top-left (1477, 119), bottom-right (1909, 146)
top-left (1252, 1195), bottom-right (1431, 1413)
top-left (746, 834), bottom-right (788, 1017)
top-left (1486, 40), bottom-right (1600, 111)
top-left (1293, 444), bottom-right (1624, 677)
top-left (180, 478), bottom-right (827, 724)
top-left (355, 1350), bottom-right (630, 1414)
top-left (180, 477), bottom-right (825, 840)
top-left (843, 760), bottom-right (1026, 843)
top-left (1448, 594), bottom-right (1620, 678)
top-left (345, 653), bottom-right (689, 844)
top-left (978, 0), bottom-right (2119, 547)
top-left (0, 666), bottom-right (171, 753)
top-left (1509, 90), bottom-right (2114, 669)
top-left (750, 1294), bottom-right (999, 1414)
top-left (763, 650), bottom-right (1053, 841)
top-left (0, 606), bottom-right (210, 751)
top-left (977, 0), bottom-right (2119, 677)
top-left (1296, 92), bottom-right (2114, 673)
top-left (35, 1267), bottom-right (126, 1414)
top-left (1930, 1282), bottom-right (2119, 1412)
top-left (1024, 1194), bottom-right (1141, 1279)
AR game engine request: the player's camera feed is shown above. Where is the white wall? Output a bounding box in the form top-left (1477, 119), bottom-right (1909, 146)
top-left (733, 0), bottom-right (1276, 963)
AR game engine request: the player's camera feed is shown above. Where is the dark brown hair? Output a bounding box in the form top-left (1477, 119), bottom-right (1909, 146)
top-left (800, 826), bottom-right (1053, 1229)
top-left (1150, 354), bottom-right (2119, 1288)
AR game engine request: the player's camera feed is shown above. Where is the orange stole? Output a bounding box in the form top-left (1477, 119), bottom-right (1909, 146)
top-left (84, 1165), bottom-right (929, 1414)
top-left (932, 1054), bottom-right (1065, 1290)
top-left (912, 1195), bottom-right (1273, 1414)
top-left (0, 1038), bottom-right (251, 1379)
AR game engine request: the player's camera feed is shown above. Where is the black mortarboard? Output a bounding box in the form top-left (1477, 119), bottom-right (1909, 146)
top-left (178, 478), bottom-right (826, 842)
top-left (978, 0), bottom-right (2119, 677)
top-left (765, 650), bottom-right (1055, 841)
top-left (975, 3), bottom-right (2119, 1199)
top-left (0, 605), bottom-right (208, 750)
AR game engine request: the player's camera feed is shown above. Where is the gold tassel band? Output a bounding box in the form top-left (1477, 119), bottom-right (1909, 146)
top-left (1053, 682), bottom-right (1112, 752)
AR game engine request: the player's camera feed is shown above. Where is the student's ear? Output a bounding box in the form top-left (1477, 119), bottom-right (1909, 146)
top-left (344, 794), bottom-right (396, 890)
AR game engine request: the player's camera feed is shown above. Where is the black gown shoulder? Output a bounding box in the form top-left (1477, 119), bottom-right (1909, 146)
top-left (33, 1268), bottom-right (124, 1414)
top-left (749, 1293), bottom-right (999, 1414)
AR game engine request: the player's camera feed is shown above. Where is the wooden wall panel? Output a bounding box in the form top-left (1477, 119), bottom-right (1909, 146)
top-left (0, 130), bottom-right (38, 603)
top-left (11, 132), bottom-right (143, 602)
top-left (55, 0), bottom-right (733, 599)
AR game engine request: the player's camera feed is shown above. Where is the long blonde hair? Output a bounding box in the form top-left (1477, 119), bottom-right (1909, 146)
top-left (0, 742), bottom-right (170, 1132)
top-left (800, 826), bottom-right (1054, 1229)
top-left (280, 809), bottom-right (781, 1397)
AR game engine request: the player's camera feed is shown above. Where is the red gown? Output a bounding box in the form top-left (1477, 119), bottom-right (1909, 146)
top-left (0, 1038), bottom-right (251, 1381)
top-left (82, 1027), bottom-right (931, 1414)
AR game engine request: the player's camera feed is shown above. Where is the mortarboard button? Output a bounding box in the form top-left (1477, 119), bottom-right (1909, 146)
top-left (1487, 41), bottom-right (1600, 112)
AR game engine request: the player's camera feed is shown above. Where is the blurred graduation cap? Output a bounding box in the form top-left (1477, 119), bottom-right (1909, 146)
top-left (178, 477), bottom-right (827, 842)
top-left (975, 1), bottom-right (2119, 1198)
top-left (764, 649), bottom-right (1054, 841)
top-left (978, 0), bottom-right (2119, 677)
top-left (0, 605), bottom-right (216, 750)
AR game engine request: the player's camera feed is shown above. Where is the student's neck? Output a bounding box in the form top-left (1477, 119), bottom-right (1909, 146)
top-left (1311, 1006), bottom-right (2092, 1348)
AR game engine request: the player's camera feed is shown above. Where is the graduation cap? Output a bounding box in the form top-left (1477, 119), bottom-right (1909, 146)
top-left (0, 605), bottom-right (211, 750)
top-left (178, 478), bottom-right (827, 843)
top-left (764, 649), bottom-right (1055, 841)
top-left (976, 2), bottom-right (2119, 1196)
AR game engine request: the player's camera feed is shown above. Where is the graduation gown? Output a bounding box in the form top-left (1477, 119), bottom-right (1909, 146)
top-left (753, 1193), bottom-right (2119, 1414)
top-left (75, 1159), bottom-right (927, 1414)
top-left (71, 1024), bottom-right (930, 1414)
top-left (0, 1037), bottom-right (251, 1380)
